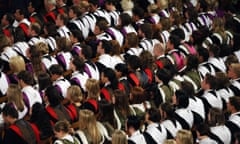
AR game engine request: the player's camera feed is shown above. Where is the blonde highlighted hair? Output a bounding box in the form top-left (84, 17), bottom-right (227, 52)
top-left (7, 84), bottom-right (25, 112)
top-left (85, 78), bottom-right (100, 100)
top-left (176, 129), bottom-right (193, 144)
top-left (112, 130), bottom-right (127, 144)
top-left (79, 109), bottom-right (102, 144)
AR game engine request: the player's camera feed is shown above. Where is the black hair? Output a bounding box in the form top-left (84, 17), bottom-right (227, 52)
top-left (45, 86), bottom-right (63, 107)
top-left (175, 90), bottom-right (189, 108)
top-left (146, 108), bottom-right (161, 123)
top-left (102, 68), bottom-right (119, 90)
top-left (2, 103), bottom-right (18, 119)
top-left (127, 115), bottom-right (141, 130)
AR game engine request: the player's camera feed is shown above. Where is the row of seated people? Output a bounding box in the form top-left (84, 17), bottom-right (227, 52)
top-left (1, 87), bottom-right (240, 144)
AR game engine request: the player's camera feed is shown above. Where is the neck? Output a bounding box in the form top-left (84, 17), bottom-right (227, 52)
top-left (9, 118), bottom-right (17, 125)
top-left (199, 135), bottom-right (209, 140)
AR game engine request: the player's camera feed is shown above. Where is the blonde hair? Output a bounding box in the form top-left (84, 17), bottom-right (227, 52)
top-left (85, 78), bottom-right (100, 100)
top-left (120, 0), bottom-right (134, 11)
top-left (9, 56), bottom-right (26, 73)
top-left (67, 85), bottom-right (83, 102)
top-left (79, 1), bottom-right (89, 11)
top-left (79, 109), bottom-right (101, 144)
top-left (176, 130), bottom-right (193, 144)
top-left (7, 84), bottom-right (25, 112)
top-left (163, 139), bottom-right (177, 144)
top-left (35, 42), bottom-right (49, 55)
top-left (157, 0), bottom-right (168, 9)
top-left (112, 130), bottom-right (127, 144)
top-left (147, 4), bottom-right (159, 13)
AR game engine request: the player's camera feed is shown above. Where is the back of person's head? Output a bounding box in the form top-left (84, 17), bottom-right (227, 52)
top-left (126, 32), bottom-right (139, 47)
top-left (79, 109), bottom-right (102, 143)
top-left (110, 40), bottom-right (121, 55)
top-left (186, 54), bottom-right (199, 70)
top-left (130, 86), bottom-right (146, 104)
top-left (147, 4), bottom-right (159, 13)
top-left (101, 40), bottom-right (112, 54)
top-left (38, 72), bottom-right (52, 91)
top-left (139, 50), bottom-right (154, 69)
top-left (9, 56), bottom-right (26, 73)
top-left (146, 108), bottom-right (161, 123)
top-left (180, 81), bottom-right (195, 97)
top-left (4, 13), bottom-right (14, 25)
top-left (49, 64), bottom-right (64, 76)
top-left (69, 5), bottom-right (82, 17)
top-left (7, 84), bottom-right (24, 111)
top-left (17, 70), bottom-right (34, 85)
top-left (170, 28), bottom-right (185, 41)
top-left (79, 109), bottom-right (95, 129)
top-left (119, 13), bottom-right (132, 26)
top-left (196, 123), bottom-right (210, 136)
top-left (155, 68), bottom-right (172, 85)
top-left (14, 26), bottom-right (27, 42)
top-left (127, 55), bottom-right (140, 70)
top-left (132, 6), bottom-right (144, 19)
top-left (229, 96), bottom-right (240, 112)
top-left (2, 103), bottom-right (18, 119)
top-left (204, 73), bottom-right (217, 89)
top-left (120, 0), bottom-right (133, 11)
top-left (98, 99), bottom-right (115, 126)
top-left (57, 37), bottom-right (72, 52)
top-left (225, 55), bottom-right (239, 68)
top-left (57, 13), bottom-right (69, 25)
top-left (139, 23), bottom-right (153, 39)
top-left (208, 108), bottom-right (225, 126)
top-left (112, 130), bottom-right (128, 144)
top-left (45, 86), bottom-right (62, 107)
top-left (175, 90), bottom-right (189, 108)
top-left (72, 56), bottom-right (85, 72)
top-left (229, 63), bottom-right (240, 78)
top-left (88, 0), bottom-right (99, 6)
top-left (31, 22), bottom-right (41, 35)
top-left (115, 63), bottom-right (129, 76)
top-left (127, 115), bottom-right (141, 131)
top-left (102, 67), bottom-right (118, 89)
top-left (113, 89), bottom-right (130, 114)
top-left (160, 102), bottom-right (175, 120)
top-left (215, 72), bottom-right (231, 89)
top-left (71, 29), bottom-right (84, 42)
top-left (81, 44), bottom-right (92, 59)
top-left (197, 47), bottom-right (209, 62)
top-left (168, 34), bottom-right (181, 49)
top-left (0, 34), bottom-right (11, 51)
top-left (96, 18), bottom-right (109, 31)
top-left (176, 129), bottom-right (193, 144)
top-left (54, 120), bottom-right (70, 133)
top-left (44, 22), bottom-right (57, 37)
top-left (36, 42), bottom-right (49, 55)
top-left (47, 0), bottom-right (56, 5)
top-left (67, 85), bottom-right (83, 102)
top-left (209, 44), bottom-right (220, 57)
top-left (85, 78), bottom-right (100, 99)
